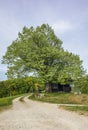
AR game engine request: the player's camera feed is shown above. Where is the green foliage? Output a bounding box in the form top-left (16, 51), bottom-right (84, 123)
top-left (2, 24), bottom-right (85, 88)
top-left (74, 75), bottom-right (88, 93)
top-left (0, 77), bottom-right (44, 98)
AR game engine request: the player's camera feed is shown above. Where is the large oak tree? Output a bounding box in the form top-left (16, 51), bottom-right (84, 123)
top-left (2, 24), bottom-right (85, 85)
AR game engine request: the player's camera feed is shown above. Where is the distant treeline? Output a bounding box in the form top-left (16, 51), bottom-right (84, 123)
top-left (0, 75), bottom-right (88, 98)
top-left (0, 77), bottom-right (44, 98)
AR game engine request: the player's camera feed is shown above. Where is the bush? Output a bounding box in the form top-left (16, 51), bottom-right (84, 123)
top-left (0, 77), bottom-right (45, 98)
top-left (74, 76), bottom-right (88, 94)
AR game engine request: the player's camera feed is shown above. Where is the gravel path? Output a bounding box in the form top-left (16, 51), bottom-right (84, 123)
top-left (0, 96), bottom-right (88, 130)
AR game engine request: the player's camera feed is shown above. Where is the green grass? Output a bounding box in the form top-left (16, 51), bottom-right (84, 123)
top-left (0, 93), bottom-right (29, 108)
top-left (0, 96), bottom-right (19, 107)
top-left (29, 93), bottom-right (88, 105)
top-left (61, 106), bottom-right (88, 115)
top-left (0, 95), bottom-right (19, 112)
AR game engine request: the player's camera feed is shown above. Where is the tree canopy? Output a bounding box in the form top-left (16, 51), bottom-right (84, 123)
top-left (2, 24), bottom-right (85, 85)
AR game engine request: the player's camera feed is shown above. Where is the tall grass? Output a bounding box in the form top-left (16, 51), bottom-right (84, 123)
top-left (29, 93), bottom-right (88, 105)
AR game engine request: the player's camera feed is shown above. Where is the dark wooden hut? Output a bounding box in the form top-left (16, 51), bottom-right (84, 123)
top-left (46, 83), bottom-right (71, 93)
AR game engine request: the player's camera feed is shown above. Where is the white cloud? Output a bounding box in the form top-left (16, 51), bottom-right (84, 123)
top-left (52, 20), bottom-right (74, 34)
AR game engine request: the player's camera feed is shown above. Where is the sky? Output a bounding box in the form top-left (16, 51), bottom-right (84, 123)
top-left (0, 0), bottom-right (88, 80)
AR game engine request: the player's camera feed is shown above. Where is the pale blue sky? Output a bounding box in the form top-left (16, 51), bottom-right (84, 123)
top-left (0, 0), bottom-right (88, 80)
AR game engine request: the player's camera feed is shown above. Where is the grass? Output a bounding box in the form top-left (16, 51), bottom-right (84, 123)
top-left (0, 93), bottom-right (29, 111)
top-left (29, 93), bottom-right (88, 115)
top-left (29, 93), bottom-right (88, 105)
top-left (0, 95), bottom-right (19, 112)
top-left (61, 106), bottom-right (88, 116)
top-left (0, 95), bottom-right (19, 107)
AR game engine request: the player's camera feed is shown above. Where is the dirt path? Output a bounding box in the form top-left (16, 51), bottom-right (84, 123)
top-left (0, 96), bottom-right (88, 130)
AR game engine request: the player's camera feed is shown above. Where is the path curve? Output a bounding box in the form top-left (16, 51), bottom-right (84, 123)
top-left (0, 96), bottom-right (88, 130)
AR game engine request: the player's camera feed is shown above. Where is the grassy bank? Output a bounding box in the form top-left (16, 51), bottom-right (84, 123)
top-left (0, 95), bottom-right (19, 112)
top-left (0, 93), bottom-right (29, 109)
top-left (0, 96), bottom-right (17, 107)
top-left (61, 106), bottom-right (88, 116)
top-left (29, 93), bottom-right (88, 104)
